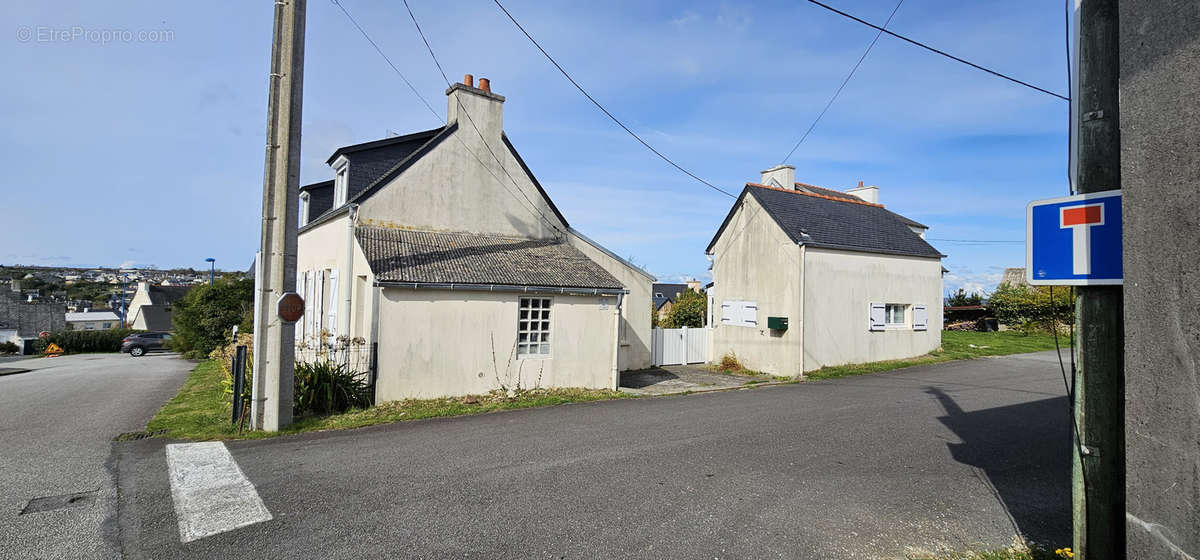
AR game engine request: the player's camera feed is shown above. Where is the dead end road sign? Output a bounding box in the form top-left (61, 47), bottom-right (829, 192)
top-left (1026, 189), bottom-right (1122, 285)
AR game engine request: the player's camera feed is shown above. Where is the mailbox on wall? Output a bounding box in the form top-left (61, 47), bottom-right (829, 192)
top-left (767, 316), bottom-right (788, 331)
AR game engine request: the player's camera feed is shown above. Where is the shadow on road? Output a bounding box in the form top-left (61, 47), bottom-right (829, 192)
top-left (926, 387), bottom-right (1072, 547)
top-left (619, 368), bottom-right (681, 388)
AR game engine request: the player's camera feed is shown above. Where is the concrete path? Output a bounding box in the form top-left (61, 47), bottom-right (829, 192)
top-left (0, 353), bottom-right (191, 559)
top-left (619, 364), bottom-right (760, 395)
top-left (118, 350), bottom-right (1070, 559)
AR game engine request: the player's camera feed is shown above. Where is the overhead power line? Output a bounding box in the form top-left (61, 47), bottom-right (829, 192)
top-left (805, 0), bottom-right (1070, 102)
top-left (398, 0), bottom-right (566, 234)
top-left (927, 238), bottom-right (1023, 244)
top-left (330, 0), bottom-right (565, 235)
top-left (328, 0), bottom-right (442, 121)
top-left (491, 0), bottom-right (737, 199)
top-left (781, 0), bottom-right (905, 163)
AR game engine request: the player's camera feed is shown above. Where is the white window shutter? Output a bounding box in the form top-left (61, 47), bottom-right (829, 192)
top-left (743, 302), bottom-right (758, 326)
top-left (913, 305), bottom-right (928, 331)
top-left (314, 270), bottom-right (324, 334)
top-left (327, 269), bottom-right (339, 338)
top-left (721, 302), bottom-right (734, 324)
top-left (869, 303), bottom-right (886, 331)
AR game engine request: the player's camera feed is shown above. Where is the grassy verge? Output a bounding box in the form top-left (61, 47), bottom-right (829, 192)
top-left (805, 330), bottom-right (1061, 381)
top-left (908, 543), bottom-right (1066, 559)
top-left (144, 360), bottom-right (630, 441)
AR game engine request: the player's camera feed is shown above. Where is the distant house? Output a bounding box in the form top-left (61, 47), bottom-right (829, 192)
top-left (125, 282), bottom-right (192, 332)
top-left (652, 280), bottom-right (701, 323)
top-left (296, 74), bottom-right (654, 400)
top-left (65, 311), bottom-right (120, 331)
top-left (1, 281), bottom-right (65, 352)
top-left (999, 267), bottom-right (1033, 291)
top-left (706, 165), bottom-right (944, 376)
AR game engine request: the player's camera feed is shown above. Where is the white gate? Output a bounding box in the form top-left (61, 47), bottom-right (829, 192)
top-left (652, 327), bottom-right (709, 366)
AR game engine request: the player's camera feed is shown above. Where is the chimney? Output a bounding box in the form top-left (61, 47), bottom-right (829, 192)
top-left (845, 182), bottom-right (880, 204)
top-left (446, 73), bottom-right (505, 143)
top-left (760, 164), bottom-right (795, 190)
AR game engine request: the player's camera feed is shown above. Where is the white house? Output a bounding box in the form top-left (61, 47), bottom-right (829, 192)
top-left (65, 311), bottom-right (121, 331)
top-left (706, 165), bottom-right (944, 377)
top-left (125, 282), bottom-right (192, 331)
top-left (296, 74), bottom-right (654, 400)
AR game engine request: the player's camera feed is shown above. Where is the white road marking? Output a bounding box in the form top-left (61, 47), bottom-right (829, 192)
top-left (166, 442), bottom-right (273, 543)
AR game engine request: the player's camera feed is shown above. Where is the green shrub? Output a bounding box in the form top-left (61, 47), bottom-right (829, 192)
top-left (293, 361), bottom-right (372, 416)
top-left (170, 277), bottom-right (254, 357)
top-left (988, 283), bottom-right (1073, 331)
top-left (662, 289), bottom-right (707, 328)
top-left (0, 341), bottom-right (19, 355)
top-left (43, 329), bottom-right (145, 353)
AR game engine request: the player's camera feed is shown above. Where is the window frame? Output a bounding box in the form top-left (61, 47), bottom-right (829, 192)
top-left (332, 155), bottom-right (349, 207)
top-left (884, 303), bottom-right (908, 328)
top-left (517, 297), bottom-right (553, 359)
top-left (299, 192), bottom-right (310, 226)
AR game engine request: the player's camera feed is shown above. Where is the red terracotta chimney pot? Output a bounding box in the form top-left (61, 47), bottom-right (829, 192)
top-left (858, 180), bottom-right (864, 188)
top-left (478, 77), bottom-right (491, 92)
top-left (463, 74), bottom-right (474, 87)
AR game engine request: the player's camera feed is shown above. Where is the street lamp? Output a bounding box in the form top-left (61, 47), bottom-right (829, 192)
top-left (205, 258), bottom-right (216, 285)
top-left (120, 273), bottom-right (129, 329)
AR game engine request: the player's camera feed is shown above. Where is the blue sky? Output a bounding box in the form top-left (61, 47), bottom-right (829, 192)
top-left (1, 0), bottom-right (1070, 295)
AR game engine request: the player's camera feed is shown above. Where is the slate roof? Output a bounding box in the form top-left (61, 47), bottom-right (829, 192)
top-left (147, 285), bottom-right (192, 306)
top-left (652, 296), bottom-right (671, 310)
top-left (356, 226), bottom-right (623, 290)
top-left (706, 183), bottom-right (943, 259)
top-left (134, 305), bottom-right (174, 331)
top-left (652, 283), bottom-right (690, 302)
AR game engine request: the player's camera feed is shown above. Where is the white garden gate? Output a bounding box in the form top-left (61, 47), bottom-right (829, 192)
top-left (651, 327), bottom-right (709, 366)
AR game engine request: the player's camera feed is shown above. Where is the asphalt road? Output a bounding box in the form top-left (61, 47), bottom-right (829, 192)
top-left (119, 350), bottom-right (1071, 559)
top-left (0, 353), bottom-right (191, 559)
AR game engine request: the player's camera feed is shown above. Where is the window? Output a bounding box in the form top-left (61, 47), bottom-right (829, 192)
top-left (299, 192), bottom-right (310, 226)
top-left (870, 302), bottom-right (910, 331)
top-left (332, 156), bottom-right (349, 206)
top-left (517, 298), bottom-right (551, 357)
top-left (654, 292), bottom-right (663, 298)
top-left (102, 322), bottom-right (112, 329)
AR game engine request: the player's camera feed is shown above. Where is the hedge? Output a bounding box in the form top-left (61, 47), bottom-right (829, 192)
top-left (38, 329), bottom-right (146, 353)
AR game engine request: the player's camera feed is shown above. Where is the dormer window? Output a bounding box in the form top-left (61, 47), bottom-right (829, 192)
top-left (299, 192), bottom-right (310, 226)
top-left (332, 155), bottom-right (349, 206)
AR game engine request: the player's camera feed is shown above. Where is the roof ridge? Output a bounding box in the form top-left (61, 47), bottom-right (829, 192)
top-left (746, 182), bottom-right (885, 208)
top-left (356, 224), bottom-right (556, 243)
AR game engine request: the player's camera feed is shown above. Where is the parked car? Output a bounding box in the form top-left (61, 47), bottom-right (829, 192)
top-left (121, 332), bottom-right (172, 357)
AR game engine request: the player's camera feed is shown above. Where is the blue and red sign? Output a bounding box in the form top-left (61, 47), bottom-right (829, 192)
top-left (1026, 190), bottom-right (1122, 285)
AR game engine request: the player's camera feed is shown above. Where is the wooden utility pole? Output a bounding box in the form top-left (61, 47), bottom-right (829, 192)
top-left (251, 0), bottom-right (305, 431)
top-left (1073, 0), bottom-right (1123, 556)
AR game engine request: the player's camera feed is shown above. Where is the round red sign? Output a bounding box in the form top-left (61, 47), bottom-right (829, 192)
top-left (277, 292), bottom-right (305, 322)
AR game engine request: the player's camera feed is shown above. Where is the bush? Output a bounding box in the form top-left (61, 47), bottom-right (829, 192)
top-left (662, 289), bottom-right (707, 328)
top-left (294, 361), bottom-right (372, 416)
top-left (717, 352), bottom-right (743, 373)
top-left (43, 329), bottom-right (145, 353)
top-left (209, 332), bottom-right (255, 402)
top-left (0, 341), bottom-right (19, 355)
top-left (171, 277), bottom-right (254, 358)
top-left (988, 283), bottom-right (1073, 332)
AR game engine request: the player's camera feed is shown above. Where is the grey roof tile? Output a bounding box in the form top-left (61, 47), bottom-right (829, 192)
top-left (357, 227), bottom-right (623, 290)
top-left (707, 184), bottom-right (943, 259)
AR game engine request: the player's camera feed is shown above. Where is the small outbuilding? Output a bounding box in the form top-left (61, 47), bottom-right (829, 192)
top-left (706, 165), bottom-right (944, 376)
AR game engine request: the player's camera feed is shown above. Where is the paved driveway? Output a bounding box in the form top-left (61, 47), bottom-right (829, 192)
top-left (619, 364), bottom-right (759, 395)
top-left (118, 351), bottom-right (1070, 559)
top-left (0, 353), bottom-right (191, 559)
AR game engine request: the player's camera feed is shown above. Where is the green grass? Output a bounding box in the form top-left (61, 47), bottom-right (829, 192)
top-left (804, 330), bottom-right (1062, 381)
top-left (907, 542), bottom-right (1065, 560)
top-left (144, 360), bottom-right (631, 441)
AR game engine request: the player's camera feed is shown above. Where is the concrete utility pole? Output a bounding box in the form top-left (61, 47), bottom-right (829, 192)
top-left (251, 0), bottom-right (305, 431)
top-left (1073, 0), bottom-right (1124, 556)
